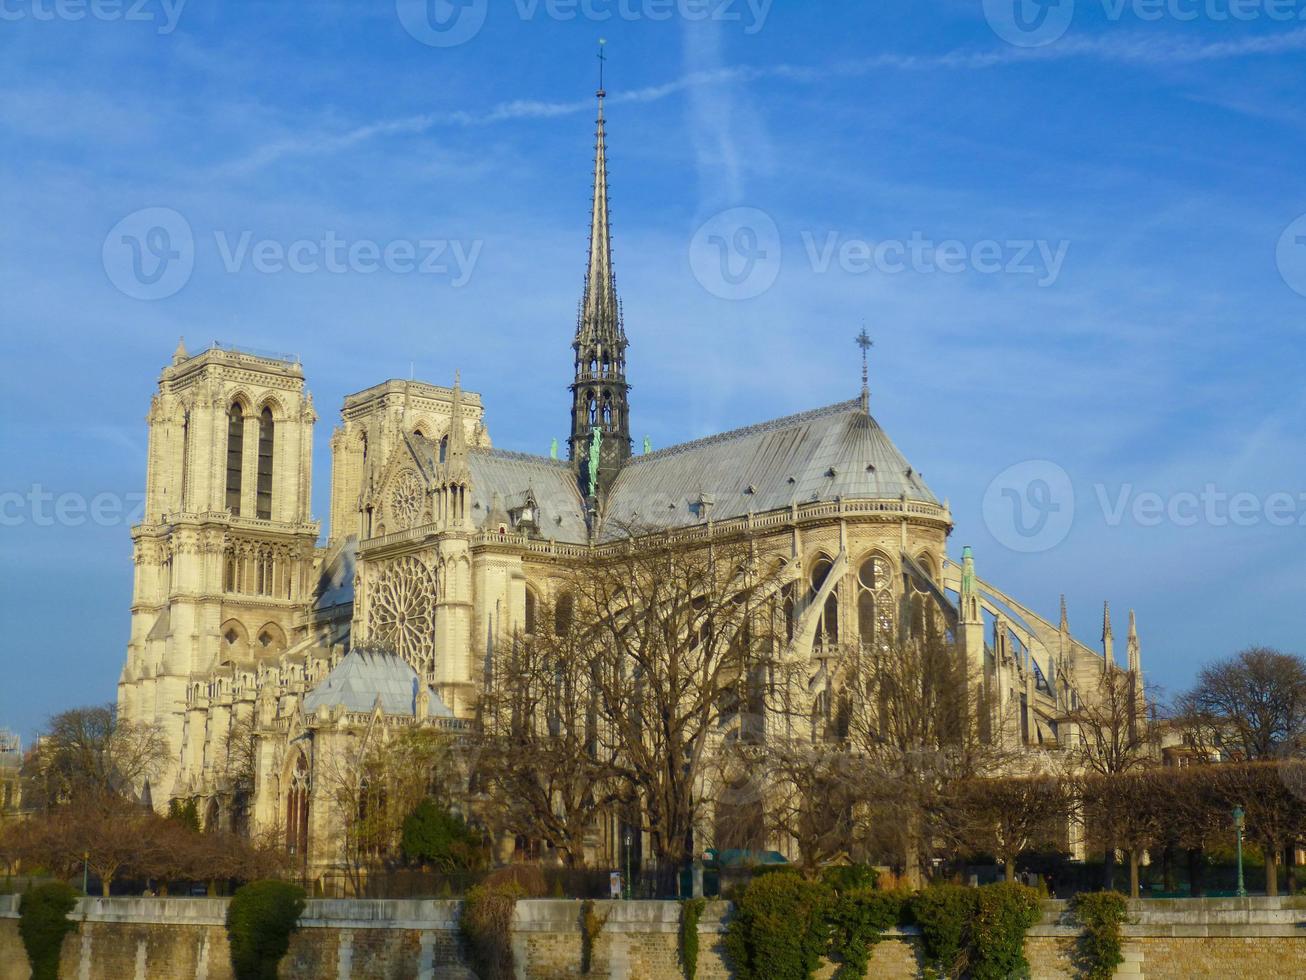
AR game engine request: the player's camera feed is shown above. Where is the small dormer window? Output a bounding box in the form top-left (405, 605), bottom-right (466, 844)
top-left (744, 485), bottom-right (756, 495)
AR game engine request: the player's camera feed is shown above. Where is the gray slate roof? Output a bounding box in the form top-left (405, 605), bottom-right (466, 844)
top-left (599, 400), bottom-right (936, 539)
top-left (303, 649), bottom-right (453, 718)
top-left (407, 434), bottom-right (590, 544)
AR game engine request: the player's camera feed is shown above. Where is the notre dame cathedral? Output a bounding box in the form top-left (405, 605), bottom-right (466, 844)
top-left (117, 84), bottom-right (1141, 879)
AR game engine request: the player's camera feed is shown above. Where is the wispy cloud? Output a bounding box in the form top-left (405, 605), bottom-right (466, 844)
top-left (217, 28), bottom-right (1306, 175)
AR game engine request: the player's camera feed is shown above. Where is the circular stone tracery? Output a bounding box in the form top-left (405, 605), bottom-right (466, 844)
top-left (389, 471), bottom-right (425, 530)
top-left (368, 556), bottom-right (437, 673)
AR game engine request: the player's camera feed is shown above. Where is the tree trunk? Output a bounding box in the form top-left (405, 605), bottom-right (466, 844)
top-left (903, 812), bottom-right (923, 890)
top-left (1103, 848), bottom-right (1116, 891)
top-left (101, 877), bottom-right (111, 898)
top-left (1267, 846), bottom-right (1280, 897)
top-left (1286, 845), bottom-right (1297, 896)
top-left (1005, 856), bottom-right (1016, 883)
top-left (1188, 848), bottom-right (1204, 898)
top-left (1128, 850), bottom-right (1140, 899)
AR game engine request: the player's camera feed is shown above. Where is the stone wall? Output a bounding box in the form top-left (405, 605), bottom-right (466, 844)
top-left (1, 893), bottom-right (1304, 978)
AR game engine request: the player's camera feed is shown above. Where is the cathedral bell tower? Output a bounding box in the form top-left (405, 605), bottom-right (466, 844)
top-left (568, 54), bottom-right (631, 504)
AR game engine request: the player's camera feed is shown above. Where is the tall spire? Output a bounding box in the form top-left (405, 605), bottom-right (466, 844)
top-left (856, 328), bottom-right (873, 413)
top-left (1127, 609), bottom-right (1140, 675)
top-left (569, 40), bottom-right (631, 504)
top-left (1101, 601), bottom-right (1114, 671)
top-left (580, 39), bottom-right (618, 343)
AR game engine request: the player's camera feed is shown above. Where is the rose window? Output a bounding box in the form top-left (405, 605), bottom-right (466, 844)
top-left (368, 557), bottom-right (437, 672)
top-left (389, 471), bottom-right (425, 530)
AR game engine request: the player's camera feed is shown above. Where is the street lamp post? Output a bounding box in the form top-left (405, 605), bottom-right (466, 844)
top-left (1232, 806), bottom-right (1247, 898)
top-left (624, 830), bottom-right (633, 901)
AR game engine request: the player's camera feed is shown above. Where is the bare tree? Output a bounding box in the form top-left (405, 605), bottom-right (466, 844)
top-left (319, 722), bottom-right (458, 896)
top-left (574, 528), bottom-right (789, 894)
top-left (752, 740), bottom-right (864, 874)
top-left (1065, 669), bottom-right (1157, 777)
top-left (1176, 647), bottom-right (1306, 761)
top-left (476, 598), bottom-right (626, 868)
top-left (1209, 761), bottom-right (1306, 897)
top-left (837, 623), bottom-right (1002, 888)
top-left (954, 774), bottom-right (1073, 883)
top-left (24, 704), bottom-right (169, 808)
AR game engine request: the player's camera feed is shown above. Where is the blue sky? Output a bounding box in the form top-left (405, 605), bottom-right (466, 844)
top-left (2, 1), bottom-right (1304, 741)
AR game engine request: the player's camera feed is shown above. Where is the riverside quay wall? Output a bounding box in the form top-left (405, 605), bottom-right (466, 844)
top-left (2, 893), bottom-right (1305, 978)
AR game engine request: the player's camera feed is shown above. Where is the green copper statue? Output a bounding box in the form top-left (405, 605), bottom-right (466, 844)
top-left (587, 426), bottom-right (602, 498)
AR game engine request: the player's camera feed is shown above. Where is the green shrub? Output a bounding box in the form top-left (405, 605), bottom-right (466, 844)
top-left (724, 872), bottom-right (829, 980)
top-left (224, 880), bottom-right (306, 980)
top-left (910, 884), bottom-right (975, 978)
top-left (400, 799), bottom-right (486, 871)
top-left (679, 897), bottom-right (705, 980)
top-left (460, 866), bottom-right (547, 980)
top-left (19, 882), bottom-right (79, 980)
top-left (971, 883), bottom-right (1041, 980)
top-left (820, 864), bottom-right (879, 894)
top-left (1071, 891), bottom-right (1129, 980)
top-left (825, 888), bottom-right (907, 980)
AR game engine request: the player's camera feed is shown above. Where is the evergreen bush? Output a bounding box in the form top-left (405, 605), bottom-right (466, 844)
top-left (18, 882), bottom-right (79, 980)
top-left (224, 880), bottom-right (306, 980)
top-left (724, 872), bottom-right (829, 980)
top-left (679, 897), bottom-right (705, 980)
top-left (825, 887), bottom-right (907, 980)
top-left (1071, 891), bottom-right (1129, 980)
top-left (910, 884), bottom-right (976, 978)
top-left (971, 882), bottom-right (1041, 980)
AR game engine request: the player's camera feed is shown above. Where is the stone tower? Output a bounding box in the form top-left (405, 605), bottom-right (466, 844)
top-left (119, 342), bottom-right (320, 800)
top-left (568, 76), bottom-right (631, 505)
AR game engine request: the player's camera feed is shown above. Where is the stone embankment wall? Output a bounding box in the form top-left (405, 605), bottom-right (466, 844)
top-left (1, 893), bottom-right (1303, 978)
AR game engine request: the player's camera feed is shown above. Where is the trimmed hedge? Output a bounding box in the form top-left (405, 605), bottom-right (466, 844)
top-left (225, 880), bottom-right (306, 980)
top-left (19, 882), bottom-right (79, 980)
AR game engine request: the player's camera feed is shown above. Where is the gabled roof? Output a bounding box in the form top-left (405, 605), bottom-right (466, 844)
top-left (599, 399), bottom-right (937, 539)
top-left (407, 434), bottom-right (590, 544)
top-left (303, 648), bottom-right (452, 718)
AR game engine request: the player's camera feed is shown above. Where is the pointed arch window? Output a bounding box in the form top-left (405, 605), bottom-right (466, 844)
top-left (524, 587), bottom-right (538, 636)
top-left (438, 435), bottom-right (449, 464)
top-left (225, 403), bottom-right (244, 515)
top-left (554, 592), bottom-right (574, 636)
top-left (256, 407), bottom-right (274, 520)
top-left (856, 555), bottom-right (895, 652)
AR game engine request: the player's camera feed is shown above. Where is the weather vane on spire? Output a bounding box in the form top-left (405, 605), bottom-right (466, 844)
top-left (597, 38), bottom-right (607, 98)
top-left (856, 327), bottom-right (873, 411)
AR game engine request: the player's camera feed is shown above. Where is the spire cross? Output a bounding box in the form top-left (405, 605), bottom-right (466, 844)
top-left (856, 327), bottom-right (873, 410)
top-left (597, 38), bottom-right (607, 97)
